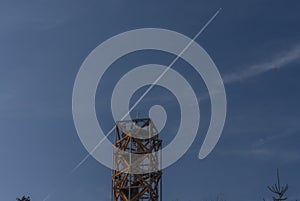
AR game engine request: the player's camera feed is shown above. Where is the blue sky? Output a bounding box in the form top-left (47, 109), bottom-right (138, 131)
top-left (0, 0), bottom-right (300, 201)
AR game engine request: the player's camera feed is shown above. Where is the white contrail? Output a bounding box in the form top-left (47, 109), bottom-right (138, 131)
top-left (69, 8), bottom-right (222, 174)
top-left (41, 8), bottom-right (222, 201)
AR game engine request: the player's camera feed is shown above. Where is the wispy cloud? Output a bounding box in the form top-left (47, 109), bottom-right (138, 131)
top-left (253, 127), bottom-right (300, 147)
top-left (0, 2), bottom-right (75, 33)
top-left (197, 44), bottom-right (300, 102)
top-left (217, 126), bottom-right (300, 163)
top-left (223, 44), bottom-right (300, 83)
top-left (218, 147), bottom-right (300, 163)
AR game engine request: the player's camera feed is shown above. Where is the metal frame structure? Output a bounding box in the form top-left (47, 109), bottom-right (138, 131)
top-left (112, 118), bottom-right (162, 201)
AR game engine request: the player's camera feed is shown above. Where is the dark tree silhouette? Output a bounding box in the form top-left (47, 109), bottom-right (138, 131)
top-left (16, 196), bottom-right (30, 201)
top-left (203, 193), bottom-right (226, 201)
top-left (264, 169), bottom-right (288, 201)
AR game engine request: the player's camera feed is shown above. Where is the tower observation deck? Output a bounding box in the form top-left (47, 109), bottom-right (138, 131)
top-left (112, 118), bottom-right (162, 201)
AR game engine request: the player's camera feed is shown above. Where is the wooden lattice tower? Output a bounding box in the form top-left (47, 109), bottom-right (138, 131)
top-left (112, 118), bottom-right (162, 201)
